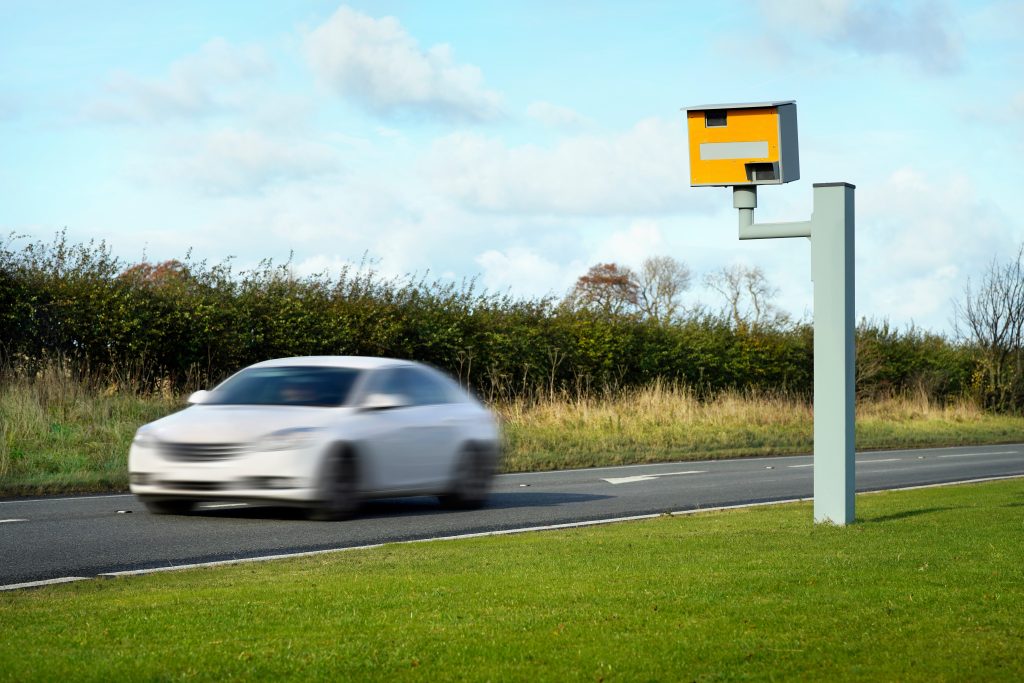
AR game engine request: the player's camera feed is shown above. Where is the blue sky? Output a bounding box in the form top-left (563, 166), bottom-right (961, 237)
top-left (2, 1), bottom-right (1022, 333)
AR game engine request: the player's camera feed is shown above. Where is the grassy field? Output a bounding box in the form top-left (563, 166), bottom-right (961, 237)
top-left (2, 479), bottom-right (1022, 681)
top-left (3, 369), bottom-right (1024, 496)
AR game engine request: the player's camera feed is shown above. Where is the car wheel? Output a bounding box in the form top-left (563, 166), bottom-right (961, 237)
top-left (440, 445), bottom-right (494, 510)
top-left (309, 448), bottom-right (360, 521)
top-left (141, 498), bottom-right (195, 515)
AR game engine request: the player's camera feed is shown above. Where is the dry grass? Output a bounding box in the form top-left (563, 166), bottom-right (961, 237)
top-left (498, 382), bottom-right (1024, 472)
top-left (0, 361), bottom-right (179, 495)
top-left (3, 366), bottom-right (1024, 494)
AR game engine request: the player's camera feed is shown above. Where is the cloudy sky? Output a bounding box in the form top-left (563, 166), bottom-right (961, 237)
top-left (2, 1), bottom-right (1022, 333)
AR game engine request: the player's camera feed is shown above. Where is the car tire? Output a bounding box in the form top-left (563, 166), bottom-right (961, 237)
top-left (440, 445), bottom-right (494, 510)
top-left (309, 447), bottom-right (360, 521)
top-left (141, 498), bottom-right (195, 515)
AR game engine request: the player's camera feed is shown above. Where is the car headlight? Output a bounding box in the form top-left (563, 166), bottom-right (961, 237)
top-left (132, 430), bottom-right (159, 449)
top-left (259, 427), bottom-right (324, 452)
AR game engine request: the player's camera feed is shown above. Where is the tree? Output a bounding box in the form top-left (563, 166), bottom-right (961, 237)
top-left (120, 259), bottom-right (192, 289)
top-left (566, 262), bottom-right (639, 316)
top-left (703, 264), bottom-right (788, 330)
top-left (567, 256), bottom-right (693, 323)
top-left (953, 244), bottom-right (1024, 411)
top-left (634, 255), bottom-right (692, 325)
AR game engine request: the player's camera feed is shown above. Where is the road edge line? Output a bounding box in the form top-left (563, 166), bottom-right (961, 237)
top-left (12, 474), bottom-right (1024, 590)
top-left (0, 576), bottom-right (90, 592)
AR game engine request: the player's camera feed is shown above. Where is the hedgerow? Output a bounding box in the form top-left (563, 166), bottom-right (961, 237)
top-left (0, 232), bottom-right (975, 402)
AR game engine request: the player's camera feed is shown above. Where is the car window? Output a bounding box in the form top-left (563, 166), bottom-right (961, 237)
top-left (206, 367), bottom-right (362, 407)
top-left (374, 366), bottom-right (462, 406)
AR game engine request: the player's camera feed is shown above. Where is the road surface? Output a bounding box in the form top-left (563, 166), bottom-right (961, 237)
top-left (2, 443), bottom-right (1022, 589)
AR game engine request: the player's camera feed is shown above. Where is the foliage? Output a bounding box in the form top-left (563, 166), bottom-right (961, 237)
top-left (954, 245), bottom-right (1024, 411)
top-left (7, 365), bottom-right (1021, 496)
top-left (565, 256), bottom-right (692, 325)
top-left (0, 232), bottom-right (977, 404)
top-left (564, 262), bottom-right (639, 317)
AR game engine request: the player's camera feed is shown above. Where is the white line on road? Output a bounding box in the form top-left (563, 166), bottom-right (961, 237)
top-left (0, 493), bottom-right (134, 505)
top-left (788, 464), bottom-right (814, 469)
top-left (860, 458), bottom-right (902, 464)
top-left (0, 576), bottom-right (89, 592)
top-left (938, 451), bottom-right (1018, 459)
top-left (199, 503), bottom-right (249, 509)
top-left (602, 470), bottom-right (706, 485)
top-left (98, 498), bottom-right (807, 580)
top-left (0, 519), bottom-right (28, 524)
top-left (7, 473), bottom-right (1021, 591)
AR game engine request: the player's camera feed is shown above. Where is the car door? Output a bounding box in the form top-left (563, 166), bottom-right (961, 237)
top-left (360, 366), bottom-right (460, 491)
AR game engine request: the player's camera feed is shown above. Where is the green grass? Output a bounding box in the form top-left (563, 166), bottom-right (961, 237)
top-left (4, 373), bottom-right (1024, 496)
top-left (0, 368), bottom-right (178, 496)
top-left (2, 479), bottom-right (1023, 681)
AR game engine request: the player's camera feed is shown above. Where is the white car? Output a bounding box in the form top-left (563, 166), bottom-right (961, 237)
top-left (128, 356), bottom-right (502, 520)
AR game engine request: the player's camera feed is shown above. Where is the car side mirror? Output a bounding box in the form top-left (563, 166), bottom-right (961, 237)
top-left (361, 392), bottom-right (408, 411)
top-left (187, 390), bottom-right (211, 405)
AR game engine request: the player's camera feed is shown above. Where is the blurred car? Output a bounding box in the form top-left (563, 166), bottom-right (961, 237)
top-left (128, 356), bottom-right (502, 520)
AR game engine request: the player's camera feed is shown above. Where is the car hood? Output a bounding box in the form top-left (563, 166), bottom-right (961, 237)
top-left (139, 405), bottom-right (352, 444)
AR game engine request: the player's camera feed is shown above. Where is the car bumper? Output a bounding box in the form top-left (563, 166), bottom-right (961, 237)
top-left (128, 443), bottom-right (324, 504)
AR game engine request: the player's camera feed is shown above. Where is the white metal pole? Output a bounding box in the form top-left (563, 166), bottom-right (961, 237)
top-left (810, 182), bottom-right (856, 524)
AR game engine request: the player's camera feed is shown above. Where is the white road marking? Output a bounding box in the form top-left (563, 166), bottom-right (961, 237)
top-left (0, 493), bottom-right (134, 505)
top-left (0, 519), bottom-right (28, 524)
top-left (788, 464), bottom-right (814, 469)
top-left (938, 451), bottom-right (1017, 459)
top-left (861, 458), bottom-right (902, 464)
top-left (199, 503), bottom-right (249, 509)
top-left (10, 472), bottom-right (1022, 591)
top-left (868, 473), bottom-right (1024, 493)
top-left (602, 470), bottom-right (706, 485)
top-left (0, 576), bottom-right (89, 591)
top-left (98, 498), bottom-right (807, 580)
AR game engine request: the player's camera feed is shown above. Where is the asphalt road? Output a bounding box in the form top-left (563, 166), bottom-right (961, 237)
top-left (2, 443), bottom-right (1023, 589)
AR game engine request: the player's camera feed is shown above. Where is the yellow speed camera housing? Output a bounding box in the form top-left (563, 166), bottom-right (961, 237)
top-left (685, 101), bottom-right (799, 186)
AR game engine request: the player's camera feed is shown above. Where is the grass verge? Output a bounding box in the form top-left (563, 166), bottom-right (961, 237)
top-left (4, 373), bottom-right (1024, 496)
top-left (2, 479), bottom-right (1023, 681)
top-left (500, 383), bottom-right (1024, 471)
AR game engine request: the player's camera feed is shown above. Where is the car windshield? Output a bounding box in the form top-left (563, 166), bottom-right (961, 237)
top-left (205, 366), bottom-right (362, 407)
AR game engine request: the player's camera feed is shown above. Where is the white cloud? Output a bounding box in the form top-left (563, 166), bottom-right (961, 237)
top-left (588, 220), bottom-right (665, 268)
top-left (83, 38), bottom-right (272, 122)
top-left (424, 117), bottom-right (708, 216)
top-left (153, 128), bottom-right (340, 195)
top-left (857, 167), bottom-right (1016, 327)
top-left (476, 247), bottom-right (579, 296)
top-left (526, 101), bottom-right (586, 129)
top-left (304, 5), bottom-right (502, 121)
top-left (758, 0), bottom-right (963, 74)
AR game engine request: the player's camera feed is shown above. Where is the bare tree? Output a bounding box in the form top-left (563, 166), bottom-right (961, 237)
top-left (953, 244), bottom-right (1024, 410)
top-left (634, 256), bottom-right (692, 325)
top-left (566, 262), bottom-right (639, 316)
top-left (703, 264), bottom-right (787, 330)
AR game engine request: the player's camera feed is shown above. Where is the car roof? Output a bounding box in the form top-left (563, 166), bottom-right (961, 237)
top-left (247, 356), bottom-right (413, 370)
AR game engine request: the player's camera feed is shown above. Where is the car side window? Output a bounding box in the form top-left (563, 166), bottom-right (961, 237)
top-left (372, 366), bottom-right (456, 406)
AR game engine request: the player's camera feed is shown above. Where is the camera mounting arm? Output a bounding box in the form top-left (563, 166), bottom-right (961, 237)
top-left (733, 186), bottom-right (811, 240)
